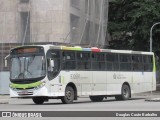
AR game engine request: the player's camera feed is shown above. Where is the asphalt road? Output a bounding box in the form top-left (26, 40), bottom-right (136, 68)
top-left (1, 92), bottom-right (160, 120)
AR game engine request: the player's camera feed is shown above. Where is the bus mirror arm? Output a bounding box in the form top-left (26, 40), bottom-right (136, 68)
top-left (4, 54), bottom-right (10, 67)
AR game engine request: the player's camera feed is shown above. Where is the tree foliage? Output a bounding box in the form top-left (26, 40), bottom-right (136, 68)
top-left (108, 0), bottom-right (160, 54)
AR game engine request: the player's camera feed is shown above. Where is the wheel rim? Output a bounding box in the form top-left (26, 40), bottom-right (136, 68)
top-left (123, 86), bottom-right (129, 98)
top-left (66, 90), bottom-right (73, 101)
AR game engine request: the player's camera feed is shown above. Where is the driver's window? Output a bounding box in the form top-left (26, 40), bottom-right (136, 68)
top-left (46, 50), bottom-right (60, 80)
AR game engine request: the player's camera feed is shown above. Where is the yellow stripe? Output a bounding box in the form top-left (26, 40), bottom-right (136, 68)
top-left (153, 55), bottom-right (156, 72)
top-left (61, 76), bottom-right (64, 84)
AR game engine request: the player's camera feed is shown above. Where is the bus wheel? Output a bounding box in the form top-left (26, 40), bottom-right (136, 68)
top-left (61, 86), bottom-right (74, 104)
top-left (115, 84), bottom-right (130, 101)
top-left (89, 96), bottom-right (104, 102)
top-left (32, 97), bottom-right (45, 104)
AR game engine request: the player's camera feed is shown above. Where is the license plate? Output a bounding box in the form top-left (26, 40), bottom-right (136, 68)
top-left (19, 91), bottom-right (28, 95)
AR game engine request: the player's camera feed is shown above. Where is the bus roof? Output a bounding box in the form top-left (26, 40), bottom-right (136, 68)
top-left (11, 45), bottom-right (154, 55)
top-left (49, 45), bottom-right (154, 55)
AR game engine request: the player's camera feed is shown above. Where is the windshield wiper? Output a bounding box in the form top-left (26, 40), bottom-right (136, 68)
top-left (18, 70), bottom-right (32, 79)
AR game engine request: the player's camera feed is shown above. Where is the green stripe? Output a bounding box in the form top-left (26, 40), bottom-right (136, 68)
top-left (10, 81), bottom-right (42, 89)
top-left (61, 76), bottom-right (64, 84)
top-left (62, 46), bottom-right (82, 51)
top-left (153, 55), bottom-right (156, 72)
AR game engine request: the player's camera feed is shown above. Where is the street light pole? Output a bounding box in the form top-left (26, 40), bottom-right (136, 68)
top-left (150, 22), bottom-right (160, 52)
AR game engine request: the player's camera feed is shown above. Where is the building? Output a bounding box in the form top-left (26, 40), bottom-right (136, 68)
top-left (0, 0), bottom-right (108, 94)
top-left (0, 0), bottom-right (108, 45)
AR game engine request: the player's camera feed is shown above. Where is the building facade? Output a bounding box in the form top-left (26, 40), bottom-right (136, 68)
top-left (0, 0), bottom-right (108, 94)
top-left (0, 0), bottom-right (108, 45)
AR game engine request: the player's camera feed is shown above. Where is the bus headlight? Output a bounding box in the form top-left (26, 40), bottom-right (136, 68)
top-left (34, 81), bottom-right (46, 90)
top-left (9, 84), bottom-right (17, 91)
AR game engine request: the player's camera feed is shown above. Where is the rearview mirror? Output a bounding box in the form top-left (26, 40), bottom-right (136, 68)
top-left (50, 59), bottom-right (54, 68)
top-left (4, 54), bottom-right (10, 67)
top-left (5, 59), bottom-right (8, 67)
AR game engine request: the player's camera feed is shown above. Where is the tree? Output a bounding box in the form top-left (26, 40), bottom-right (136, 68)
top-left (108, 0), bottom-right (160, 53)
top-left (108, 0), bottom-right (160, 82)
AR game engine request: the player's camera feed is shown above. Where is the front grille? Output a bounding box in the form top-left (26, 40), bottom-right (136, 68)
top-left (18, 91), bottom-right (33, 96)
top-left (16, 87), bottom-right (35, 90)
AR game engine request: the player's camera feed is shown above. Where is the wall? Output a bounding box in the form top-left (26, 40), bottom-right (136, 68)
top-left (30, 0), bottom-right (70, 43)
top-left (0, 0), bottom-right (19, 43)
top-left (0, 72), bottom-right (10, 94)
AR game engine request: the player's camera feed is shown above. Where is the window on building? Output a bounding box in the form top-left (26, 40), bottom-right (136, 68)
top-left (70, 14), bottom-right (79, 42)
top-left (71, 0), bottom-right (80, 9)
top-left (20, 0), bottom-right (29, 3)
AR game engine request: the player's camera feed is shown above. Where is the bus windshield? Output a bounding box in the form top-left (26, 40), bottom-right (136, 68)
top-left (10, 55), bottom-right (46, 82)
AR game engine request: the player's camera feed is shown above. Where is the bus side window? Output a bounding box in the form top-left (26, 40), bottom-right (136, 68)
top-left (77, 52), bottom-right (91, 70)
top-left (106, 53), bottom-right (113, 71)
top-left (132, 55), bottom-right (143, 71)
top-left (62, 51), bottom-right (76, 70)
top-left (120, 54), bottom-right (131, 71)
top-left (46, 50), bottom-right (60, 80)
top-left (143, 55), bottom-right (153, 72)
top-left (92, 53), bottom-right (105, 70)
top-left (106, 53), bottom-right (119, 71)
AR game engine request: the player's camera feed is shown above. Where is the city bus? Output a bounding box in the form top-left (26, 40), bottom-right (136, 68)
top-left (9, 45), bottom-right (156, 104)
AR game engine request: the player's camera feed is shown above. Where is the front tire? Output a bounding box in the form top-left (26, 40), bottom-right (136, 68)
top-left (61, 86), bottom-right (74, 104)
top-left (32, 97), bottom-right (45, 104)
top-left (115, 84), bottom-right (131, 101)
top-left (89, 96), bottom-right (104, 102)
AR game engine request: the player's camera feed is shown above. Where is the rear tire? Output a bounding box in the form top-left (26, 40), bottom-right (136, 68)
top-left (115, 84), bottom-right (131, 101)
top-left (32, 97), bottom-right (45, 104)
top-left (89, 96), bottom-right (104, 102)
top-left (61, 86), bottom-right (74, 104)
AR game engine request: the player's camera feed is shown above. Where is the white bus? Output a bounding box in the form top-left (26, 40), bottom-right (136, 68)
top-left (9, 45), bottom-right (156, 104)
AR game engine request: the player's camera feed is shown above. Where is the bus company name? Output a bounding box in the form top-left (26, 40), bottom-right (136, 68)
top-left (113, 73), bottom-right (126, 80)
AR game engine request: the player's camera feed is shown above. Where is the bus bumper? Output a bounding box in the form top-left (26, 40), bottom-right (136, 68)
top-left (9, 86), bottom-right (49, 98)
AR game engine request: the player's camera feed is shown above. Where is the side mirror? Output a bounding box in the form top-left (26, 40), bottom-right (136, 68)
top-left (5, 59), bottom-right (8, 67)
top-left (5, 54), bottom-right (10, 67)
top-left (49, 59), bottom-right (54, 72)
top-left (50, 59), bottom-right (54, 68)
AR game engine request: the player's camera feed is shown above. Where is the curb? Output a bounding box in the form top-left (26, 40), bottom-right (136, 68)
top-left (0, 98), bottom-right (9, 104)
top-left (0, 101), bottom-right (9, 104)
top-left (145, 98), bottom-right (160, 102)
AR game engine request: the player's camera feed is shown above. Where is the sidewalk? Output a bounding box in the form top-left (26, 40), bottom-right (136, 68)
top-left (0, 95), bottom-right (9, 104)
top-left (145, 84), bottom-right (160, 101)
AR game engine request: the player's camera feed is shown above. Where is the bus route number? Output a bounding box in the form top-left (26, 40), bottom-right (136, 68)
top-left (70, 74), bottom-right (80, 80)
